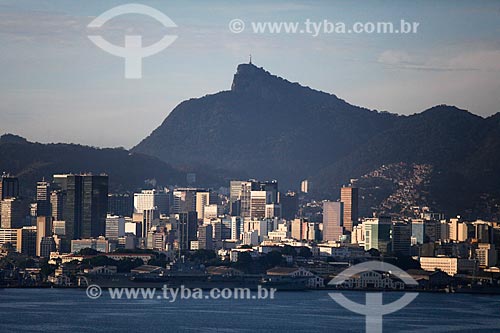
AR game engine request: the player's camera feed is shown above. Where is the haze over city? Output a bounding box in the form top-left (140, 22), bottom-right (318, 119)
top-left (1, 0), bottom-right (499, 147)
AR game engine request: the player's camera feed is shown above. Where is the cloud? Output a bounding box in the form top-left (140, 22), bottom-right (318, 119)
top-left (377, 49), bottom-right (500, 72)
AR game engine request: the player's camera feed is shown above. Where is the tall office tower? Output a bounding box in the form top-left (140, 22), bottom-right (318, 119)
top-left (0, 174), bottom-right (19, 200)
top-left (40, 237), bottom-right (56, 257)
top-left (229, 180), bottom-right (245, 204)
top-left (36, 216), bottom-right (52, 256)
top-left (108, 193), bottom-right (134, 217)
top-left (230, 181), bottom-right (252, 217)
top-left (53, 174), bottom-right (108, 241)
top-left (392, 222), bottom-right (412, 256)
top-left (300, 180), bottom-right (309, 193)
top-left (135, 208), bottom-right (159, 240)
top-left (280, 191), bottom-right (298, 220)
top-left (105, 215), bottom-right (126, 239)
top-left (197, 224), bottom-right (213, 250)
top-left (52, 220), bottom-right (66, 236)
top-left (81, 175), bottom-right (108, 239)
top-left (448, 217), bottom-right (460, 241)
top-left (291, 218), bottom-right (303, 240)
top-left (1, 198), bottom-right (25, 228)
top-left (19, 226), bottom-right (37, 256)
top-left (172, 188), bottom-right (198, 214)
top-left (134, 189), bottom-right (168, 215)
top-left (178, 211), bottom-right (198, 251)
top-left (304, 222), bottom-right (319, 242)
top-left (265, 203), bottom-right (281, 219)
top-left (250, 191), bottom-right (266, 219)
top-left (474, 221), bottom-right (493, 244)
top-left (322, 201), bottom-right (344, 242)
top-left (211, 221), bottom-right (222, 244)
top-left (36, 180), bottom-right (51, 217)
top-left (457, 222), bottom-right (469, 242)
top-left (424, 219), bottom-right (440, 243)
top-left (229, 180), bottom-right (244, 216)
top-left (411, 219), bottom-right (425, 244)
top-left (230, 180), bottom-right (279, 217)
top-left (220, 217), bottom-right (232, 240)
top-left (259, 180), bottom-right (278, 204)
top-left (340, 186), bottom-right (358, 232)
top-left (363, 217), bottom-right (392, 254)
top-left (50, 190), bottom-right (65, 221)
top-left (203, 204), bottom-right (219, 221)
top-left (195, 191), bottom-right (210, 221)
top-left (230, 216), bottom-right (242, 241)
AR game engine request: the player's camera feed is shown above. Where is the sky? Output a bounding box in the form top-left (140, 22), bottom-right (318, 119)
top-left (0, 0), bottom-right (499, 148)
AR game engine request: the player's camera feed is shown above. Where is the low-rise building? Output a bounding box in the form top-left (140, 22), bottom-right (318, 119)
top-left (419, 256), bottom-right (478, 276)
top-left (266, 266), bottom-right (324, 288)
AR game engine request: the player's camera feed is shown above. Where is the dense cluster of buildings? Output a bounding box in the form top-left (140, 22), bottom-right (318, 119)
top-left (1, 172), bottom-right (499, 288)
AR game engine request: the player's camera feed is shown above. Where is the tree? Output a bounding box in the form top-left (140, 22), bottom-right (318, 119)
top-left (263, 251), bottom-right (284, 268)
top-left (188, 249), bottom-right (216, 263)
top-left (78, 248), bottom-right (100, 256)
top-left (367, 248), bottom-right (380, 257)
top-left (281, 245), bottom-right (297, 257)
top-left (236, 252), bottom-right (253, 266)
top-left (1, 242), bottom-right (14, 252)
top-left (298, 247), bottom-right (312, 258)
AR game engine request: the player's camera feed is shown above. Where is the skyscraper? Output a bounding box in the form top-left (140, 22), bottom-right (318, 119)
top-left (230, 180), bottom-right (279, 217)
top-left (36, 216), bottom-right (52, 256)
top-left (53, 174), bottom-right (108, 241)
top-left (0, 174), bottom-right (19, 200)
top-left (300, 180), bottom-right (310, 193)
top-left (50, 190), bottom-right (65, 221)
top-left (134, 189), bottom-right (168, 215)
top-left (108, 193), bottom-right (134, 217)
top-left (250, 191), bottom-right (266, 219)
top-left (280, 191), bottom-right (298, 220)
top-left (364, 217), bottom-right (392, 254)
top-left (197, 224), bottom-right (213, 250)
top-left (178, 211), bottom-right (198, 251)
top-left (195, 190), bottom-right (210, 221)
top-left (172, 188), bottom-right (198, 214)
top-left (392, 222), bottom-right (411, 256)
top-left (36, 180), bottom-right (51, 217)
top-left (1, 198), bottom-right (25, 228)
top-left (340, 186), bottom-right (358, 232)
top-left (323, 201), bottom-right (344, 242)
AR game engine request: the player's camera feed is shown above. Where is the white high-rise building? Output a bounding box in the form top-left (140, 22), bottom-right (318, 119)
top-left (195, 191), bottom-right (210, 220)
top-left (300, 180), bottom-right (309, 193)
top-left (133, 190), bottom-right (168, 214)
top-left (250, 191), bottom-right (266, 219)
top-left (230, 216), bottom-right (242, 241)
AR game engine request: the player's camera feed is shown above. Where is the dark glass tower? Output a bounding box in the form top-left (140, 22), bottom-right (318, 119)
top-left (0, 174), bottom-right (19, 199)
top-left (36, 180), bottom-right (51, 217)
top-left (54, 174), bottom-right (108, 241)
top-left (178, 211), bottom-right (198, 251)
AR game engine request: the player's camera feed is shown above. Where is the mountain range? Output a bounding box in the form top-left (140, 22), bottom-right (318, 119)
top-left (133, 63), bottom-right (500, 219)
top-left (2, 63), bottom-right (499, 218)
top-left (0, 134), bottom-right (221, 198)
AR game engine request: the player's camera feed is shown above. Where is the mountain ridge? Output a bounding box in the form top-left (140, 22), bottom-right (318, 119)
top-left (132, 63), bottom-right (500, 218)
top-left (0, 134), bottom-right (223, 198)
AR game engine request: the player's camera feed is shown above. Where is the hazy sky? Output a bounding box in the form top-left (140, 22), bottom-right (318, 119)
top-left (1, 0), bottom-right (499, 148)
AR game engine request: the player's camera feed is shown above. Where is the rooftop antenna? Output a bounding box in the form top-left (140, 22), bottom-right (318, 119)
top-left (249, 54), bottom-right (252, 64)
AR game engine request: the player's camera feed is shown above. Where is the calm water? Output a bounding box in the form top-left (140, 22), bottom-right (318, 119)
top-left (0, 289), bottom-right (499, 332)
